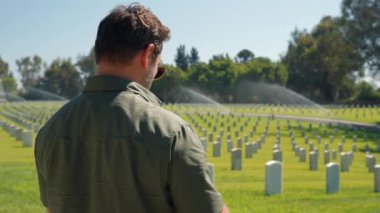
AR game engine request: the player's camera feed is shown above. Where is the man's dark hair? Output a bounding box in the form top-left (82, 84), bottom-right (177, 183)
top-left (95, 3), bottom-right (170, 64)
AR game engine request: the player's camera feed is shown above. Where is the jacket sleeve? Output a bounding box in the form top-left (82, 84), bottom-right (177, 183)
top-left (34, 131), bottom-right (48, 207)
top-left (168, 123), bottom-right (224, 213)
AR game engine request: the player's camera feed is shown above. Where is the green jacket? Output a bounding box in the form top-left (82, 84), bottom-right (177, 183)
top-left (35, 75), bottom-right (224, 213)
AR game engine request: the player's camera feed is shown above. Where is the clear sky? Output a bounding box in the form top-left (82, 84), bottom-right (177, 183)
top-left (0, 0), bottom-right (342, 72)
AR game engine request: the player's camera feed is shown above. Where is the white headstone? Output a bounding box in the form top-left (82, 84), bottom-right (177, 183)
top-left (22, 130), bottom-right (33, 147)
top-left (324, 150), bottom-right (330, 164)
top-left (309, 142), bottom-right (314, 151)
top-left (265, 160), bottom-right (282, 196)
top-left (227, 139), bottom-right (233, 152)
top-left (245, 143), bottom-right (253, 158)
top-left (299, 148), bottom-right (306, 162)
top-left (213, 142), bottom-right (221, 157)
top-left (231, 148), bottom-right (242, 170)
top-left (9, 125), bottom-right (16, 138)
top-left (326, 163), bottom-right (340, 194)
top-left (15, 127), bottom-right (23, 141)
top-left (309, 151), bottom-right (318, 171)
top-left (367, 155), bottom-right (376, 173)
top-left (339, 143), bottom-right (343, 153)
top-left (208, 133), bottom-right (213, 142)
top-left (237, 138), bottom-right (242, 148)
top-left (314, 148), bottom-right (319, 158)
top-left (340, 153), bottom-right (350, 172)
top-left (332, 150), bottom-right (337, 160)
top-left (347, 151), bottom-right (354, 165)
top-left (273, 144), bottom-right (280, 151)
top-left (252, 142), bottom-right (258, 154)
top-left (375, 165), bottom-right (380, 193)
top-left (273, 150), bottom-right (283, 162)
top-left (257, 140), bottom-right (262, 149)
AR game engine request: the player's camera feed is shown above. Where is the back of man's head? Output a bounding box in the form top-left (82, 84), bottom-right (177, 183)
top-left (95, 3), bottom-right (170, 65)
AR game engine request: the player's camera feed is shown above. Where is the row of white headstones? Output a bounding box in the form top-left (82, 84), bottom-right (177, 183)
top-left (0, 120), bottom-right (33, 147)
top-left (204, 131), bottom-right (380, 195)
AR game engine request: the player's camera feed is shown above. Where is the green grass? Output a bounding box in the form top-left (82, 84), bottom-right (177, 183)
top-left (211, 134), bottom-right (380, 213)
top-left (0, 130), bottom-right (44, 212)
top-left (0, 102), bottom-right (379, 212)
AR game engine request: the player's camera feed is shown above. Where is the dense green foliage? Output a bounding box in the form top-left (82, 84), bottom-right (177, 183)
top-left (341, 0), bottom-right (380, 77)
top-left (282, 16), bottom-right (364, 102)
top-left (0, 56), bottom-right (18, 95)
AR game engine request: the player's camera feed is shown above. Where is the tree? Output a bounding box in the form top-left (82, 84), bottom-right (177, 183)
top-left (355, 81), bottom-right (380, 102)
top-left (0, 56), bottom-right (18, 95)
top-left (237, 57), bottom-right (288, 85)
top-left (341, 0), bottom-right (380, 77)
top-left (174, 45), bottom-right (189, 70)
top-left (16, 55), bottom-right (43, 89)
top-left (0, 56), bottom-right (10, 77)
top-left (1, 76), bottom-right (18, 95)
top-left (207, 54), bottom-right (237, 100)
top-left (282, 17), bottom-right (364, 102)
top-left (77, 47), bottom-right (96, 81)
top-left (311, 16), bottom-right (363, 101)
top-left (282, 29), bottom-right (322, 99)
top-left (36, 58), bottom-right (83, 99)
top-left (235, 49), bottom-right (255, 63)
top-left (187, 62), bottom-right (213, 89)
top-left (151, 65), bottom-right (186, 102)
top-left (189, 47), bottom-right (200, 66)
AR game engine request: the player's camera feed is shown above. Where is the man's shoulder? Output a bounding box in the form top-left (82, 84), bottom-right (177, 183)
top-left (114, 91), bottom-right (187, 139)
top-left (117, 90), bottom-right (184, 123)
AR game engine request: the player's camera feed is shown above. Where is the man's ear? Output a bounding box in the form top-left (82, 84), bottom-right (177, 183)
top-left (141, 43), bottom-right (155, 69)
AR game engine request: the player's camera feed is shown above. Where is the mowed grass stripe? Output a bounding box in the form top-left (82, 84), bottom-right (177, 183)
top-left (0, 129), bottom-right (43, 212)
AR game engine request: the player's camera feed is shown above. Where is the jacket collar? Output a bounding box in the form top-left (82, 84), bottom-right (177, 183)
top-left (82, 75), bottom-right (162, 106)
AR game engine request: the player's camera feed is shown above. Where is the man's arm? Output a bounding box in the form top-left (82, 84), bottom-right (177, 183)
top-left (168, 124), bottom-right (226, 213)
top-left (35, 132), bottom-right (49, 209)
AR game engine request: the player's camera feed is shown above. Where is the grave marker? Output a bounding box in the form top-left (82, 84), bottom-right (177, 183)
top-left (265, 161), bottom-right (283, 196)
top-left (341, 153), bottom-right (350, 172)
top-left (326, 163), bottom-right (340, 194)
top-left (231, 148), bottom-right (242, 170)
top-left (324, 150), bottom-right (330, 164)
top-left (273, 150), bottom-right (283, 162)
top-left (375, 165), bottom-right (380, 193)
top-left (213, 142), bottom-right (221, 157)
top-left (309, 151), bottom-right (318, 171)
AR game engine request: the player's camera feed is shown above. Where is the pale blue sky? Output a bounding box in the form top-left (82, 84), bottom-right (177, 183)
top-left (0, 0), bottom-right (342, 72)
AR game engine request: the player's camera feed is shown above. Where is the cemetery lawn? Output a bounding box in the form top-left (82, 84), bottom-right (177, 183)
top-left (203, 124), bottom-right (380, 213)
top-left (0, 102), bottom-right (379, 212)
top-left (0, 130), bottom-right (44, 212)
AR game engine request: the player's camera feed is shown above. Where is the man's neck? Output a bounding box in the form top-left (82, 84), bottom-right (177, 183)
top-left (96, 61), bottom-right (149, 88)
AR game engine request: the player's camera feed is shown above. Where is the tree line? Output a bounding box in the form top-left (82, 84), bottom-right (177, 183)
top-left (0, 0), bottom-right (379, 103)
